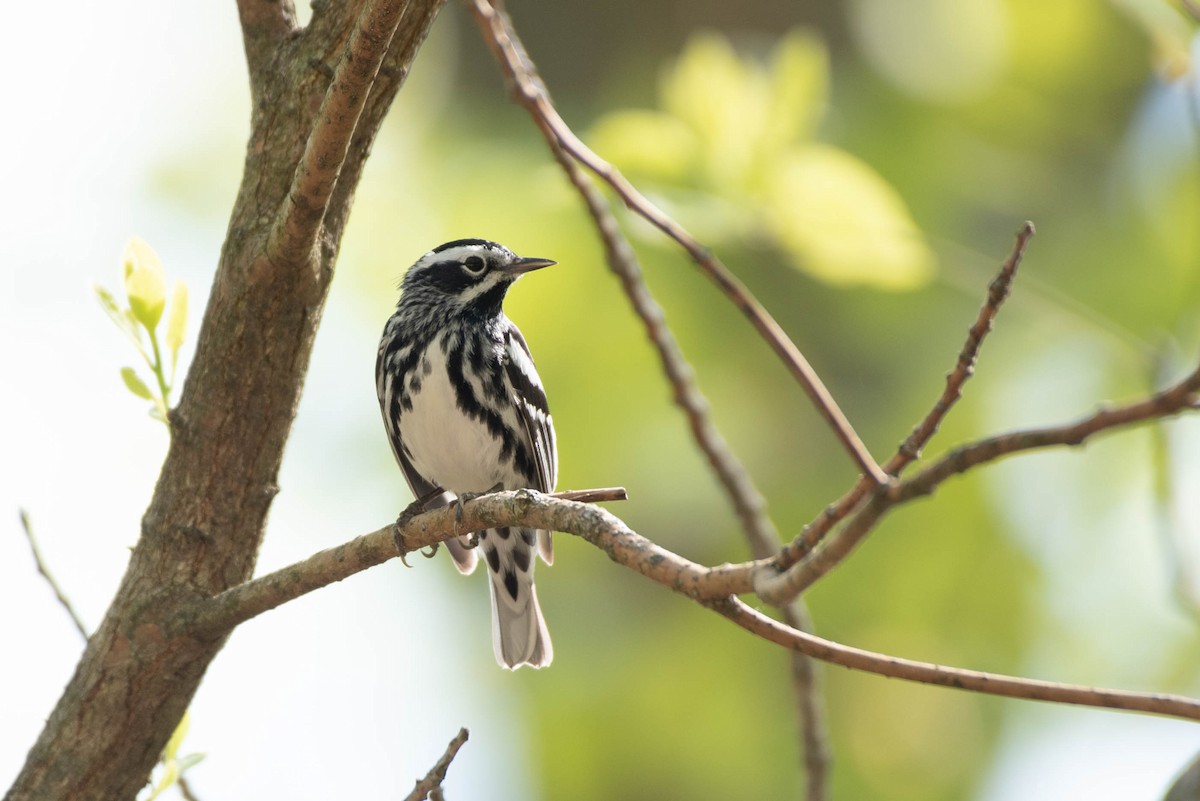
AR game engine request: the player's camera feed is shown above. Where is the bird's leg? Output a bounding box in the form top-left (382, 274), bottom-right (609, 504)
top-left (453, 482), bottom-right (506, 543)
top-left (394, 486), bottom-right (448, 566)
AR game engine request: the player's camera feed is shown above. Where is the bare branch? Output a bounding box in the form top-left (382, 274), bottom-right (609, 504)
top-left (782, 601), bottom-right (831, 801)
top-left (186, 485), bottom-right (1200, 722)
top-left (466, 0), bottom-right (887, 487)
top-left (553, 487), bottom-right (628, 504)
top-left (189, 488), bottom-right (656, 637)
top-left (895, 359), bottom-right (1200, 502)
top-left (403, 728), bottom-right (469, 801)
top-left (267, 0), bottom-right (413, 268)
top-left (18, 510), bottom-right (89, 641)
top-left (523, 100), bottom-right (782, 556)
top-left (777, 222), bottom-right (1037, 569)
top-left (177, 775), bottom-right (202, 801)
top-left (893, 221), bottom-right (1035, 468)
top-left (758, 355), bottom-right (1200, 604)
top-left (710, 597), bottom-right (1200, 720)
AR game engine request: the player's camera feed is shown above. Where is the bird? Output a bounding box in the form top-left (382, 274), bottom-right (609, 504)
top-left (376, 238), bottom-right (558, 669)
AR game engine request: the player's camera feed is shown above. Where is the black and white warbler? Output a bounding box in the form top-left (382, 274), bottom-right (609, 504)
top-left (376, 239), bottom-right (558, 669)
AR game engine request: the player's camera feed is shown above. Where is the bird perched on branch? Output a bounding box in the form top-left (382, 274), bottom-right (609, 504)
top-left (376, 239), bottom-right (558, 669)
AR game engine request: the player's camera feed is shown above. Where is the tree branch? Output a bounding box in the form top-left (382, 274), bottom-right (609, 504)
top-left (267, 0), bottom-right (414, 268)
top-left (466, 0), bottom-right (887, 487)
top-left (757, 355), bottom-right (1200, 604)
top-left (710, 597), bottom-right (1200, 720)
top-left (893, 221), bottom-right (1035, 468)
top-left (777, 222), bottom-right (1037, 569)
top-left (403, 728), bottom-right (469, 801)
top-left (236, 0), bottom-right (299, 84)
top-left (18, 510), bottom-right (89, 641)
top-left (191, 487), bottom-right (1200, 722)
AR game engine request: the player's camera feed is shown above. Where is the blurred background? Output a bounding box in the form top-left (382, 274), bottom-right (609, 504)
top-left (3, 0), bottom-right (1200, 798)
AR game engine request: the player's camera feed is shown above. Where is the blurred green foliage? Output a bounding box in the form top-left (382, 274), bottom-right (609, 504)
top-left (152, 0), bottom-right (1200, 797)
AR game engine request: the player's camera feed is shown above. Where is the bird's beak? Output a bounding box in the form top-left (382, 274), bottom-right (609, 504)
top-left (505, 256), bottom-right (557, 276)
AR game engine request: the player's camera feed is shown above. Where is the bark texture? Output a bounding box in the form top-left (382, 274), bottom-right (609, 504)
top-left (5, 2), bottom-right (444, 798)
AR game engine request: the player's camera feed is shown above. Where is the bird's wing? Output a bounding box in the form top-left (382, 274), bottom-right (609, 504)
top-left (505, 327), bottom-right (558, 565)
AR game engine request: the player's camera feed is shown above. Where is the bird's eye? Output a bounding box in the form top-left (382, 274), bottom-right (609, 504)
top-left (462, 256), bottom-right (487, 276)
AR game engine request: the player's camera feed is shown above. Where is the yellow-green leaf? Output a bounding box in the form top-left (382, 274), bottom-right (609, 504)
top-left (588, 110), bottom-right (700, 184)
top-left (764, 145), bottom-right (935, 289)
top-left (120, 367), bottom-right (154, 400)
top-left (661, 32), bottom-right (767, 187)
top-left (165, 281), bottom-right (189, 371)
top-left (763, 31), bottom-right (828, 155)
top-left (123, 237), bottom-right (166, 333)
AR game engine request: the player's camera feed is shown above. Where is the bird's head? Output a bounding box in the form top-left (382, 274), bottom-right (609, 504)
top-left (399, 239), bottom-right (555, 320)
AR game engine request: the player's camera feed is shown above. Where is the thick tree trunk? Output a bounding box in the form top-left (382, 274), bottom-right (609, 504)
top-left (5, 2), bottom-right (444, 798)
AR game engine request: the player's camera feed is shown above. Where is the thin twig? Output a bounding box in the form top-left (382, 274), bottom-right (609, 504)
top-left (268, 0), bottom-right (411, 267)
top-left (553, 487), bottom-right (628, 503)
top-left (782, 601), bottom-right (831, 801)
top-left (710, 597), bottom-right (1200, 720)
top-left (758, 356), bottom-right (1200, 605)
top-left (893, 222), bottom-right (1035, 469)
top-left (403, 728), bottom-right (469, 801)
top-left (466, 0), bottom-right (887, 487)
top-left (555, 126), bottom-right (781, 553)
top-left (19, 510), bottom-right (89, 641)
top-left (177, 775), bottom-right (201, 801)
top-left (777, 223), bottom-right (1037, 569)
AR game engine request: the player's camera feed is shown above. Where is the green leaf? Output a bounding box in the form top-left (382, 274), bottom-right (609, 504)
top-left (764, 145), bottom-right (935, 289)
top-left (123, 237), bottom-right (167, 333)
top-left (95, 285), bottom-right (143, 344)
top-left (165, 281), bottom-right (189, 373)
top-left (176, 753), bottom-right (206, 772)
top-left (120, 367), bottom-right (154, 400)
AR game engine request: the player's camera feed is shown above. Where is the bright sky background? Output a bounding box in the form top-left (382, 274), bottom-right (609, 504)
top-left (2, 3), bottom-right (1198, 800)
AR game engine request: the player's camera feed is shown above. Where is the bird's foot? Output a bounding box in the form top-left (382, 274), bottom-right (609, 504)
top-left (393, 487), bottom-right (447, 567)
top-left (453, 483), bottom-right (505, 537)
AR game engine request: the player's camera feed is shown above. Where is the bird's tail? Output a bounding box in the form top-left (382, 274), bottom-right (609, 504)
top-left (483, 527), bottom-right (553, 669)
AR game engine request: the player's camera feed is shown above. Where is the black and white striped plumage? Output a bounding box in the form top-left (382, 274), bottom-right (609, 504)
top-left (376, 239), bottom-right (558, 669)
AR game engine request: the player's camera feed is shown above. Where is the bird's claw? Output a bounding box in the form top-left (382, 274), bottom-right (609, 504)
top-left (393, 489), bottom-right (445, 565)
top-left (421, 543), bottom-right (439, 559)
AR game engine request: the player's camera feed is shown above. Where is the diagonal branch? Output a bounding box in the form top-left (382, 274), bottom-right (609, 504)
top-left (19, 510), bottom-right (89, 641)
top-left (777, 222), bottom-right (1037, 569)
top-left (892, 221), bottom-right (1036, 469)
top-left (504, 89), bottom-right (833, 794)
top-left (757, 355), bottom-right (1200, 605)
top-left (467, 0), bottom-right (887, 487)
top-left (710, 597), bottom-right (1200, 720)
top-left (515, 94), bottom-right (780, 563)
top-left (267, 0), bottom-right (413, 268)
top-left (403, 728), bottom-right (469, 801)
